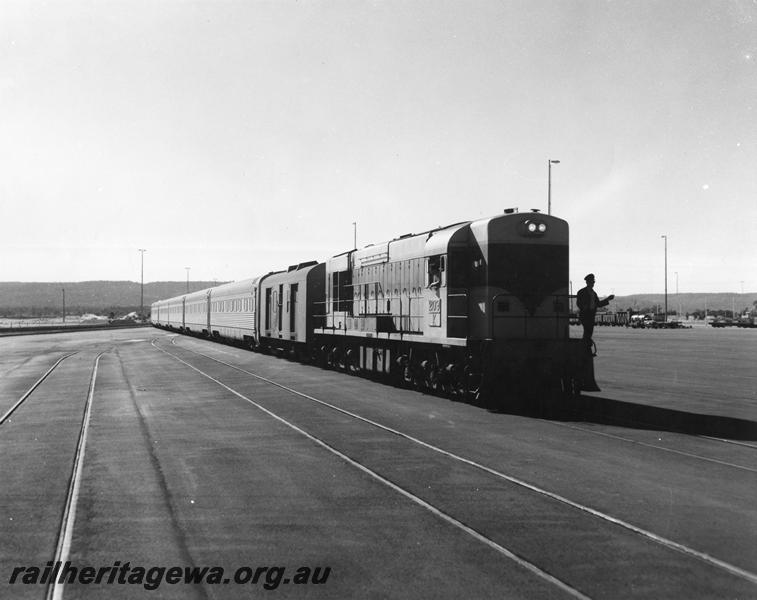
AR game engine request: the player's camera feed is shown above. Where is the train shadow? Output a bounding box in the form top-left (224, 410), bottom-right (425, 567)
top-left (489, 393), bottom-right (757, 442)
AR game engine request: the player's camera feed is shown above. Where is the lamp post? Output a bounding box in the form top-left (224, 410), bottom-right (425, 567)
top-left (139, 249), bottom-right (146, 319)
top-left (547, 159), bottom-right (560, 215)
top-left (675, 271), bottom-right (681, 319)
top-left (185, 267), bottom-right (190, 294)
top-left (661, 235), bottom-right (668, 322)
top-left (352, 222), bottom-right (357, 250)
top-left (62, 288), bottom-right (66, 324)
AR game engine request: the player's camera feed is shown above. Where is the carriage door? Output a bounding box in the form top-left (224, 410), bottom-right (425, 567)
top-left (289, 284), bottom-right (298, 339)
top-left (206, 291), bottom-right (212, 334)
top-left (265, 288), bottom-right (272, 335)
top-left (277, 284), bottom-right (283, 337)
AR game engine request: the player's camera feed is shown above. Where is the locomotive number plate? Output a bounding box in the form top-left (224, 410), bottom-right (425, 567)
top-left (428, 298), bottom-right (441, 327)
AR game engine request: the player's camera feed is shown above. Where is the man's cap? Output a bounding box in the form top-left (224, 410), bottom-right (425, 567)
top-left (584, 273), bottom-right (595, 281)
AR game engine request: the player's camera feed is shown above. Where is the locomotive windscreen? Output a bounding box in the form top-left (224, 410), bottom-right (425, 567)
top-left (488, 243), bottom-right (569, 315)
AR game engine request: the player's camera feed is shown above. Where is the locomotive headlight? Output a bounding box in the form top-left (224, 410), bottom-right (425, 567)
top-left (521, 219), bottom-right (547, 236)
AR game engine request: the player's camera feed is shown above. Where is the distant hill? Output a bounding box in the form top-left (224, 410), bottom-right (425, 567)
top-left (0, 281), bottom-right (228, 317)
top-left (610, 293), bottom-right (757, 317)
top-left (1, 282), bottom-right (754, 319)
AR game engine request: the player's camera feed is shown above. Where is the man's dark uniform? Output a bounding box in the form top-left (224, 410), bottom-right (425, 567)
top-left (576, 273), bottom-right (613, 346)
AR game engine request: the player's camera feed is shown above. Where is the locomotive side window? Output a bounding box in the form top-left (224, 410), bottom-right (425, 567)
top-left (331, 270), bottom-right (353, 314)
top-left (427, 255), bottom-right (441, 289)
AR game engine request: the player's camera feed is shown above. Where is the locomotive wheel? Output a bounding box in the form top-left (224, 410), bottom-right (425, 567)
top-left (395, 355), bottom-right (412, 387)
top-left (410, 362), bottom-right (425, 390)
top-left (464, 364), bottom-right (484, 402)
top-left (344, 347), bottom-right (361, 373)
top-left (311, 345), bottom-right (328, 368)
top-left (438, 363), bottom-right (456, 396)
top-left (426, 366), bottom-right (442, 394)
top-left (329, 347), bottom-right (343, 370)
top-left (449, 363), bottom-right (468, 399)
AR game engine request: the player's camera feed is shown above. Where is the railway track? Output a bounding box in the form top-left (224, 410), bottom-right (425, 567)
top-left (0, 350), bottom-right (107, 600)
top-left (162, 335), bottom-right (757, 472)
top-left (0, 353), bottom-right (78, 426)
top-left (153, 336), bottom-right (757, 596)
top-left (46, 352), bottom-right (106, 600)
top-left (2, 330), bottom-right (753, 598)
top-left (544, 421), bottom-right (757, 473)
top-left (153, 339), bottom-right (590, 599)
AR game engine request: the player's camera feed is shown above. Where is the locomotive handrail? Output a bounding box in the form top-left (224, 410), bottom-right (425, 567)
top-left (313, 289), bottom-right (425, 335)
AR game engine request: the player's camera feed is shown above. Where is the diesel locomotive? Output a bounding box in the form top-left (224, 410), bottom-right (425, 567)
top-left (151, 209), bottom-right (598, 406)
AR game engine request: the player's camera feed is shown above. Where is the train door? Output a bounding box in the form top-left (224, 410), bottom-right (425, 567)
top-left (446, 245), bottom-right (469, 338)
top-left (289, 283), bottom-right (298, 339)
top-left (250, 287), bottom-right (257, 333)
top-left (277, 284), bottom-right (283, 337)
top-left (265, 288), bottom-right (272, 336)
top-left (206, 290), bottom-right (211, 334)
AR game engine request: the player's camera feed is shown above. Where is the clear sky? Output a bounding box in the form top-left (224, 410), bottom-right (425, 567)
top-left (1, 0), bottom-right (755, 295)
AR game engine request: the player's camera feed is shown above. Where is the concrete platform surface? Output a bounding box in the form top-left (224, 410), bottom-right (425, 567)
top-left (0, 327), bottom-right (755, 599)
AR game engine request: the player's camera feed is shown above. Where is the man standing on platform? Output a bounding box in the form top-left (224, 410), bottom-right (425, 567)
top-left (576, 273), bottom-right (614, 352)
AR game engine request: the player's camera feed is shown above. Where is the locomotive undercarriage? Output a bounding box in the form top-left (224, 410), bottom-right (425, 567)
top-left (306, 334), bottom-right (597, 410)
top-left (159, 325), bottom-right (597, 412)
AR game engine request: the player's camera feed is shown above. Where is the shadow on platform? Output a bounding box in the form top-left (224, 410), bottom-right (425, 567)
top-left (494, 394), bottom-right (757, 442)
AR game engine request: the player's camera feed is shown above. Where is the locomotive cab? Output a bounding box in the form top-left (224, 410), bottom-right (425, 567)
top-left (463, 210), bottom-right (595, 401)
top-left (467, 211), bottom-right (570, 342)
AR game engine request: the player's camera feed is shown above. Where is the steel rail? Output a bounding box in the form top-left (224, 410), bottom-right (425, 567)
top-left (152, 341), bottom-right (592, 600)
top-left (544, 421), bottom-right (757, 473)
top-left (0, 353), bottom-right (78, 426)
top-left (155, 338), bottom-right (757, 588)
top-left (46, 351), bottom-right (107, 600)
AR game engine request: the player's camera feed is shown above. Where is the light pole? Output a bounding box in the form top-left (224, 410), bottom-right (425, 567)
top-left (62, 288), bottom-right (66, 324)
top-left (661, 235), bottom-right (668, 322)
top-left (352, 222), bottom-right (357, 250)
top-left (185, 267), bottom-right (190, 294)
top-left (139, 249), bottom-right (146, 319)
top-left (547, 159), bottom-right (560, 215)
top-left (675, 271), bottom-right (681, 319)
